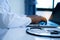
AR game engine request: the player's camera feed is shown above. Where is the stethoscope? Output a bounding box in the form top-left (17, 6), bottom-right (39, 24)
top-left (26, 21), bottom-right (60, 38)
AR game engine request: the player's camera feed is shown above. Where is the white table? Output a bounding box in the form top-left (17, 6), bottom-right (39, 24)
top-left (0, 28), bottom-right (60, 40)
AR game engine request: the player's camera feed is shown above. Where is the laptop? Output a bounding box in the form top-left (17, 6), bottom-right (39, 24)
top-left (46, 2), bottom-right (60, 27)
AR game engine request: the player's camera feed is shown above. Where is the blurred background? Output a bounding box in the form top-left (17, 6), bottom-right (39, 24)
top-left (7, 0), bottom-right (60, 24)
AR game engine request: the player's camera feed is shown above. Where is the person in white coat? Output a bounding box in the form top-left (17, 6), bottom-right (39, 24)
top-left (0, 0), bottom-right (47, 40)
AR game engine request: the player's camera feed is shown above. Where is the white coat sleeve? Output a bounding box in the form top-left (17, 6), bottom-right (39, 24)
top-left (0, 0), bottom-right (10, 28)
top-left (8, 13), bottom-right (32, 28)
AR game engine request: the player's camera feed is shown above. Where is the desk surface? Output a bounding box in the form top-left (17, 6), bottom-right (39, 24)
top-left (1, 28), bottom-right (60, 40)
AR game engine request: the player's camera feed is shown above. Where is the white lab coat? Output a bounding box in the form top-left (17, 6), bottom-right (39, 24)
top-left (0, 0), bottom-right (31, 40)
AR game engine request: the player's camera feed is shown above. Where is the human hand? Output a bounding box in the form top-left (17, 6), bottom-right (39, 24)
top-left (28, 15), bottom-right (47, 24)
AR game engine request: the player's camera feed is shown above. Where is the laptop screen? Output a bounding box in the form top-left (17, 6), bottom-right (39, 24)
top-left (49, 2), bottom-right (60, 25)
